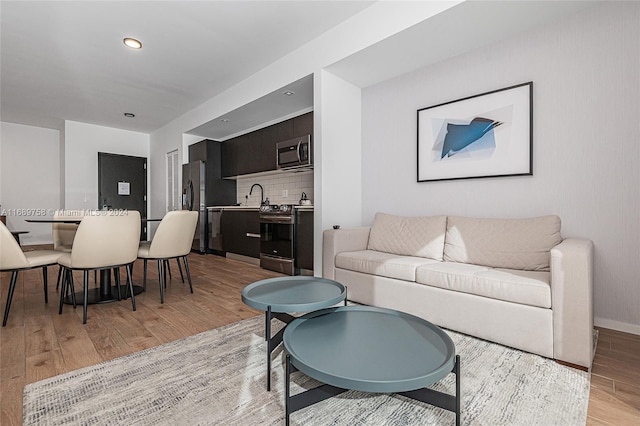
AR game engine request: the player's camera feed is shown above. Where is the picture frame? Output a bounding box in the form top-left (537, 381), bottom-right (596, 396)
top-left (417, 82), bottom-right (532, 182)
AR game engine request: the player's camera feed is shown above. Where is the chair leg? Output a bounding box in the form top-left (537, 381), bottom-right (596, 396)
top-left (126, 264), bottom-right (136, 311)
top-left (176, 258), bottom-right (185, 283)
top-left (166, 260), bottom-right (173, 280)
top-left (114, 268), bottom-right (122, 301)
top-left (163, 260), bottom-right (168, 288)
top-left (143, 259), bottom-right (147, 291)
top-left (56, 266), bottom-right (62, 290)
top-left (61, 269), bottom-right (74, 313)
top-left (43, 266), bottom-right (48, 304)
top-left (2, 271), bottom-right (19, 327)
top-left (58, 268), bottom-right (67, 314)
top-left (183, 256), bottom-right (194, 294)
top-left (66, 269), bottom-right (77, 309)
top-left (157, 260), bottom-right (165, 304)
top-left (83, 270), bottom-right (89, 324)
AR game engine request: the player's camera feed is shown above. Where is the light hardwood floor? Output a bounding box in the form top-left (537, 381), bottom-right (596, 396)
top-left (1, 250), bottom-right (639, 425)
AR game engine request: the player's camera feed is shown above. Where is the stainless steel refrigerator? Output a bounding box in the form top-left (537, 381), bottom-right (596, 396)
top-left (182, 160), bottom-right (206, 253)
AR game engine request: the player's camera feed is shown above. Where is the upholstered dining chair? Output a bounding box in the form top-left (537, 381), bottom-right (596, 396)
top-left (52, 210), bottom-right (85, 252)
top-left (137, 210), bottom-right (198, 304)
top-left (1, 222), bottom-right (62, 326)
top-left (52, 209), bottom-right (84, 290)
top-left (58, 210), bottom-right (141, 324)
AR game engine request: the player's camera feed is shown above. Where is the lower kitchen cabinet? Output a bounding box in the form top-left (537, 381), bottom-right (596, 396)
top-left (295, 209), bottom-right (314, 273)
top-left (221, 210), bottom-right (260, 258)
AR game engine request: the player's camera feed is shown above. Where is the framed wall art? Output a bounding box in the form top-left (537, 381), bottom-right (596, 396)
top-left (417, 82), bottom-right (532, 182)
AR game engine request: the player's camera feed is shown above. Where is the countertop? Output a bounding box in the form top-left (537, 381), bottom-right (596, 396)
top-left (207, 205), bottom-right (314, 210)
top-left (207, 206), bottom-right (259, 211)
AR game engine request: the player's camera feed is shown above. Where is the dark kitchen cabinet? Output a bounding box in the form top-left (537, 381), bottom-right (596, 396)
top-left (221, 112), bottom-right (313, 178)
top-left (188, 139), bottom-right (236, 207)
top-left (245, 129), bottom-right (277, 175)
top-left (222, 132), bottom-right (274, 177)
top-left (293, 112), bottom-right (313, 138)
top-left (295, 209), bottom-right (314, 273)
top-left (220, 138), bottom-right (241, 178)
top-left (221, 210), bottom-right (260, 258)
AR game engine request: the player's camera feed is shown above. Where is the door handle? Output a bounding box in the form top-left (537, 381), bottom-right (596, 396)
top-left (246, 233), bottom-right (261, 238)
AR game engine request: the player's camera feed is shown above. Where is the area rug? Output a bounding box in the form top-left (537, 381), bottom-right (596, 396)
top-left (23, 315), bottom-right (590, 425)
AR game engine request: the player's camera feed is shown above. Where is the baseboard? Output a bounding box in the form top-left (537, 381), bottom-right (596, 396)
top-left (594, 317), bottom-right (640, 336)
top-left (226, 252), bottom-right (260, 266)
top-left (555, 359), bottom-right (588, 372)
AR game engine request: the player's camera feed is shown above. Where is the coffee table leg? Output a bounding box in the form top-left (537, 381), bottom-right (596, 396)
top-left (266, 306), bottom-right (272, 391)
top-left (263, 307), bottom-right (298, 391)
top-left (397, 355), bottom-right (461, 425)
top-left (285, 354), bottom-right (291, 426)
top-left (455, 354), bottom-right (461, 426)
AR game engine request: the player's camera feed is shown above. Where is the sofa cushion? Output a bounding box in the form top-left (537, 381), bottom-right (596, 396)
top-left (416, 261), bottom-right (551, 308)
top-left (443, 215), bottom-right (562, 271)
top-left (367, 213), bottom-right (447, 260)
top-left (336, 250), bottom-right (439, 282)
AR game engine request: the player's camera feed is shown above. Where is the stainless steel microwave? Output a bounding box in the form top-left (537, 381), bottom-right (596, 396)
top-left (276, 135), bottom-right (312, 169)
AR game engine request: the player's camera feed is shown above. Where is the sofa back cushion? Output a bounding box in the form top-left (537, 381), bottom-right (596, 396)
top-left (367, 213), bottom-right (447, 260)
top-left (444, 215), bottom-right (562, 271)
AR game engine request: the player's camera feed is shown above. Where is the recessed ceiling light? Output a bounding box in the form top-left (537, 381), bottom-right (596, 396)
top-left (123, 38), bottom-right (142, 49)
top-left (124, 113), bottom-right (135, 118)
top-left (283, 90), bottom-right (295, 96)
top-left (221, 118), bottom-right (230, 122)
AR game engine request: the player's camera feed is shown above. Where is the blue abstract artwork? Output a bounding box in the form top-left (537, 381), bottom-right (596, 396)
top-left (417, 82), bottom-right (532, 182)
top-left (439, 117), bottom-right (503, 159)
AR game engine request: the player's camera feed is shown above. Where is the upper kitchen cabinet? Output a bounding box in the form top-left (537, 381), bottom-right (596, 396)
top-left (293, 112), bottom-right (313, 138)
top-left (221, 111), bottom-right (313, 178)
top-left (188, 139), bottom-right (236, 206)
top-left (222, 130), bottom-right (275, 177)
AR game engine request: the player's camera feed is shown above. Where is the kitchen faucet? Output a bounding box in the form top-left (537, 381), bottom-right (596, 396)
top-left (249, 183), bottom-right (265, 206)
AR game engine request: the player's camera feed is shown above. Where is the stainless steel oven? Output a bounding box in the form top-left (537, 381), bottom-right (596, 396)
top-left (260, 204), bottom-right (296, 275)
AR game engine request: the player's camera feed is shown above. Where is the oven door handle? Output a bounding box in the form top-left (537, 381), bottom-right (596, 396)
top-left (260, 216), bottom-right (294, 224)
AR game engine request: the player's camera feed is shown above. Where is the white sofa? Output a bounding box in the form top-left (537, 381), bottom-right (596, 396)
top-left (323, 213), bottom-right (594, 369)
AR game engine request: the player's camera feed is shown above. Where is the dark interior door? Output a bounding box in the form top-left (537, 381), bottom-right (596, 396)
top-left (98, 152), bottom-right (147, 240)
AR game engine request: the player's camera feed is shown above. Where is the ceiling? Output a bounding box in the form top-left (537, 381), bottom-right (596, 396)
top-left (327, 1), bottom-right (596, 88)
top-left (0, 1), bottom-right (373, 133)
top-left (189, 0), bottom-right (595, 141)
top-left (1, 1), bottom-right (596, 140)
top-left (187, 74), bottom-right (313, 140)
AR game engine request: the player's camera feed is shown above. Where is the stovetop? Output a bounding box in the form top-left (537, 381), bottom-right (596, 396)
top-left (259, 204), bottom-right (294, 215)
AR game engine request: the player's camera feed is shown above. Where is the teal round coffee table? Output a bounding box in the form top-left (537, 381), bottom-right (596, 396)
top-left (241, 276), bottom-right (347, 391)
top-left (283, 305), bottom-right (460, 426)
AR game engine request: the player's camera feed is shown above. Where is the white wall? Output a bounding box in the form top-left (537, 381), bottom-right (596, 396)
top-left (0, 122), bottom-right (61, 244)
top-left (315, 69), bottom-right (363, 272)
top-left (361, 2), bottom-right (640, 332)
top-left (64, 121), bottom-right (150, 211)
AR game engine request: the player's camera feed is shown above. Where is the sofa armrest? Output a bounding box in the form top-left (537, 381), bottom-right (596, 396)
top-left (322, 227), bottom-right (371, 280)
top-left (551, 238), bottom-right (594, 368)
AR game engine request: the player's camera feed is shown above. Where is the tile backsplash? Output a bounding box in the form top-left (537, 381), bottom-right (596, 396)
top-left (236, 170), bottom-right (314, 206)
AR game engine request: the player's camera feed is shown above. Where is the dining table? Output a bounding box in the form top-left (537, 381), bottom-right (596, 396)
top-left (10, 230), bottom-right (29, 245)
top-left (25, 217), bottom-right (161, 305)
